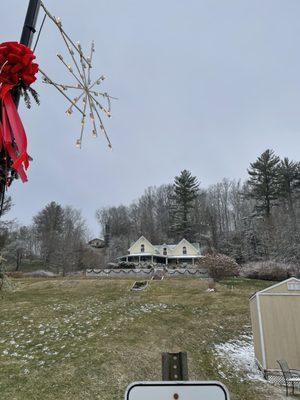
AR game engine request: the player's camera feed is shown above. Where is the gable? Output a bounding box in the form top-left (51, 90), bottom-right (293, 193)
top-left (259, 278), bottom-right (300, 295)
top-left (172, 239), bottom-right (199, 256)
top-left (128, 236), bottom-right (156, 255)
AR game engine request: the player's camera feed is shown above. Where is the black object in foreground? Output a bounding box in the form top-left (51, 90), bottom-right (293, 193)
top-left (162, 352), bottom-right (189, 381)
top-left (125, 352), bottom-right (230, 398)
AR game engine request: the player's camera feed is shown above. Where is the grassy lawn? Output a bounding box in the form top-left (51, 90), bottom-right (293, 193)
top-left (0, 277), bottom-right (294, 400)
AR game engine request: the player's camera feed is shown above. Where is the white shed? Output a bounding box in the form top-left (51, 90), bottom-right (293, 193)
top-left (250, 277), bottom-right (300, 374)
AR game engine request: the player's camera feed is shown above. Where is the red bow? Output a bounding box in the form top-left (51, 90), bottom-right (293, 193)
top-left (0, 41), bottom-right (38, 182)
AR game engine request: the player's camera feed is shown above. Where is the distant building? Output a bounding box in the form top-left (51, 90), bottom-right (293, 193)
top-left (118, 236), bottom-right (203, 265)
top-left (250, 277), bottom-right (300, 374)
top-left (88, 238), bottom-right (106, 249)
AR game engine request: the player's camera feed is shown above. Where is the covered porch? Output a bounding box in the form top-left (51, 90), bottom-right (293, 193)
top-left (167, 256), bottom-right (202, 266)
top-left (118, 254), bottom-right (168, 265)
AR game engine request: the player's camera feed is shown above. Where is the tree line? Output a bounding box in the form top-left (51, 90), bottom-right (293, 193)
top-left (0, 201), bottom-right (103, 273)
top-left (1, 148), bottom-right (299, 270)
top-left (97, 149), bottom-right (300, 264)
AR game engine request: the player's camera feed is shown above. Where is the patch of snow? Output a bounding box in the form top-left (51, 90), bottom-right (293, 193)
top-left (214, 335), bottom-right (265, 382)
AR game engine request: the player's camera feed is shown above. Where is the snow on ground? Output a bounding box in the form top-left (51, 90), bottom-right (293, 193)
top-left (0, 297), bottom-right (173, 373)
top-left (214, 334), bottom-right (266, 382)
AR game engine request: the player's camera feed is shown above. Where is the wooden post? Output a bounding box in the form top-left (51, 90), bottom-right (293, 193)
top-left (162, 352), bottom-right (189, 381)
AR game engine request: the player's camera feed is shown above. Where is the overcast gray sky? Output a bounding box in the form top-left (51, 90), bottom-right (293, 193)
top-left (2, 0), bottom-right (300, 236)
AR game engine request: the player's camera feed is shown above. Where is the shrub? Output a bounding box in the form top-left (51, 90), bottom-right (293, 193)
top-left (0, 265), bottom-right (5, 291)
top-left (241, 260), bottom-right (299, 281)
top-left (0, 265), bottom-right (15, 292)
top-left (6, 271), bottom-right (24, 278)
top-left (117, 261), bottom-right (136, 269)
top-left (200, 253), bottom-right (239, 280)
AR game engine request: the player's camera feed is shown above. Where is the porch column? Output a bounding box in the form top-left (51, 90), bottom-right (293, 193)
top-left (139, 256), bottom-right (141, 263)
top-left (166, 257), bottom-right (168, 266)
top-left (126, 256), bottom-right (128, 262)
top-left (192, 258), bottom-right (194, 266)
top-left (151, 255), bottom-right (153, 263)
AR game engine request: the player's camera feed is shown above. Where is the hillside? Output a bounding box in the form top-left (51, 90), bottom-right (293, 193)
top-left (0, 277), bottom-right (295, 400)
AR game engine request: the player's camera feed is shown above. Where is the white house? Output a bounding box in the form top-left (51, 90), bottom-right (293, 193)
top-left (118, 236), bottom-right (203, 265)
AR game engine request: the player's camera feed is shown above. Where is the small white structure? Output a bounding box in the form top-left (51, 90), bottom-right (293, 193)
top-left (118, 236), bottom-right (203, 265)
top-left (250, 277), bottom-right (300, 373)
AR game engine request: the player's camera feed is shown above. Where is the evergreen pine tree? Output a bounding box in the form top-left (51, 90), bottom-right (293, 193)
top-left (171, 170), bottom-right (199, 240)
top-left (247, 149), bottom-right (280, 218)
top-left (278, 157), bottom-right (300, 222)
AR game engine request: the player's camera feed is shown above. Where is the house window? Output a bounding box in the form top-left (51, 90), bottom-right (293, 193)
top-left (141, 244), bottom-right (145, 253)
top-left (163, 247), bottom-right (167, 255)
top-left (183, 246), bottom-right (187, 255)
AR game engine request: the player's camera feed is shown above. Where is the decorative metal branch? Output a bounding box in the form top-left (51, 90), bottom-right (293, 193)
top-left (38, 1), bottom-right (116, 149)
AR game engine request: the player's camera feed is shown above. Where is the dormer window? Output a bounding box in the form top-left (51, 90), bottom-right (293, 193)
top-left (163, 247), bottom-right (167, 255)
top-left (141, 244), bottom-right (145, 253)
top-left (183, 246), bottom-right (187, 255)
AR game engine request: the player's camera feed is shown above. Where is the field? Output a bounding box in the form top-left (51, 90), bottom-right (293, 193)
top-left (0, 277), bottom-right (294, 400)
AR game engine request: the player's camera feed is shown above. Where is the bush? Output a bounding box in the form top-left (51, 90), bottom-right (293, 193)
top-left (117, 261), bottom-right (137, 269)
top-left (200, 253), bottom-right (239, 280)
top-left (0, 265), bottom-right (15, 292)
top-left (6, 271), bottom-right (24, 278)
top-left (241, 260), bottom-right (299, 281)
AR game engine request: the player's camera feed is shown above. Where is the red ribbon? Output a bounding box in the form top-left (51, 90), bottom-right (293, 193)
top-left (0, 41), bottom-right (39, 183)
top-left (0, 83), bottom-right (29, 182)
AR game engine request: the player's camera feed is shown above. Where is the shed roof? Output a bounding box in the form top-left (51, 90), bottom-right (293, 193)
top-left (250, 277), bottom-right (300, 300)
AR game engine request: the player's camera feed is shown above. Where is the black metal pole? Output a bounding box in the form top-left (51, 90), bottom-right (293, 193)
top-left (20, 0), bottom-right (41, 48)
top-left (0, 0), bottom-right (41, 216)
top-left (14, 0), bottom-right (41, 107)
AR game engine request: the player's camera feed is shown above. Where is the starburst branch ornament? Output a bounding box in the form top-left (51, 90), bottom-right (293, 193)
top-left (38, 1), bottom-right (116, 149)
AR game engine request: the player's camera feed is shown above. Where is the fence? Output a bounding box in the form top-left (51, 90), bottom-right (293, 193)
top-left (85, 268), bottom-right (209, 278)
